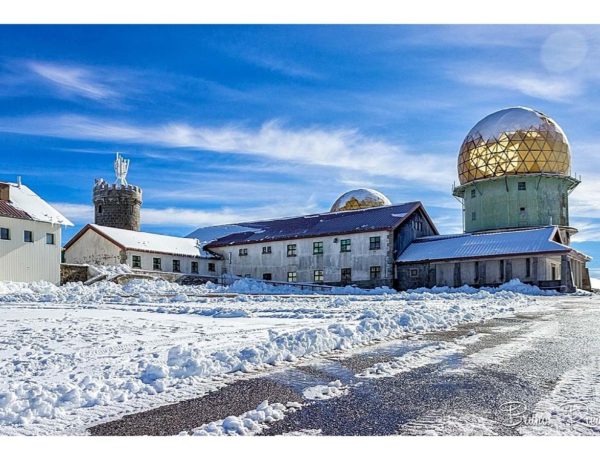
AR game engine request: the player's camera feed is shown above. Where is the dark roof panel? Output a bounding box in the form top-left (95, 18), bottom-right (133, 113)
top-left (0, 200), bottom-right (33, 220)
top-left (197, 202), bottom-right (424, 247)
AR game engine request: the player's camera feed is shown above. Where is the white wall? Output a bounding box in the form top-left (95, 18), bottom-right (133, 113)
top-left (64, 228), bottom-right (123, 265)
top-left (64, 228), bottom-right (222, 277)
top-left (210, 230), bottom-right (391, 284)
top-left (126, 250), bottom-right (220, 276)
top-left (0, 216), bottom-right (63, 284)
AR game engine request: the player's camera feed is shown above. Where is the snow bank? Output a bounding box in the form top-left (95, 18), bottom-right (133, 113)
top-left (408, 279), bottom-right (560, 297)
top-left (185, 400), bottom-right (300, 436)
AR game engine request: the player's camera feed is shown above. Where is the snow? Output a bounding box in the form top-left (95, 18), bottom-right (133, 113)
top-left (398, 226), bottom-right (570, 263)
top-left (86, 224), bottom-right (213, 258)
top-left (302, 380), bottom-right (349, 400)
top-left (184, 400), bottom-right (300, 436)
top-left (1, 182), bottom-right (73, 226)
top-left (0, 277), bottom-right (568, 435)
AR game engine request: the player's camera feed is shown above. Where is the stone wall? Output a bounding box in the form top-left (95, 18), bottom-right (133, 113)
top-left (60, 264), bottom-right (89, 284)
top-left (93, 179), bottom-right (142, 231)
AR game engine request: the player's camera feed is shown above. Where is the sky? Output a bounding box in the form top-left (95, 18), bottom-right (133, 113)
top-left (1, 25), bottom-right (600, 275)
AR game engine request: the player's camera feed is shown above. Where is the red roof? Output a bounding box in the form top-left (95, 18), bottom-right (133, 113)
top-left (0, 200), bottom-right (32, 220)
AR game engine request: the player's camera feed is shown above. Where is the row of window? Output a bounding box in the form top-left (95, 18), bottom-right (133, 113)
top-left (470, 181), bottom-right (527, 199)
top-left (0, 228), bottom-right (55, 244)
top-left (131, 255), bottom-right (216, 274)
top-left (255, 266), bottom-right (382, 283)
top-left (239, 236), bottom-right (382, 257)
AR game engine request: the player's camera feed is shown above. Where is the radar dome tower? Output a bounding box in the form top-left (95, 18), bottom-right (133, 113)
top-left (93, 153), bottom-right (142, 231)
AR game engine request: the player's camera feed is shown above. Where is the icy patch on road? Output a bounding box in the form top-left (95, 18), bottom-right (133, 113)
top-left (302, 380), bottom-right (349, 400)
top-left (184, 400), bottom-right (301, 436)
top-left (466, 319), bottom-right (559, 367)
top-left (399, 411), bottom-right (500, 436)
top-left (518, 363), bottom-right (600, 435)
top-left (356, 343), bottom-right (461, 379)
top-left (280, 428), bottom-right (322, 436)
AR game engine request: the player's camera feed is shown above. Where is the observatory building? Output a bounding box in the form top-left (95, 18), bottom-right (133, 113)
top-left (397, 107), bottom-right (590, 292)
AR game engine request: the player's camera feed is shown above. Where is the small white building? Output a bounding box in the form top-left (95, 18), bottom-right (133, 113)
top-left (64, 224), bottom-right (222, 278)
top-left (0, 181), bottom-right (73, 284)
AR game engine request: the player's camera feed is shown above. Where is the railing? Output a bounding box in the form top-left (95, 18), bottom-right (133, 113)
top-left (218, 274), bottom-right (336, 293)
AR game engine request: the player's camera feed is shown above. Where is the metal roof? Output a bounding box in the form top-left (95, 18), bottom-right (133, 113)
top-left (195, 202), bottom-right (432, 248)
top-left (397, 226), bottom-right (576, 263)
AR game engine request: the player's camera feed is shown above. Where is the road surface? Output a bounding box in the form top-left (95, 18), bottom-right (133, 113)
top-left (90, 297), bottom-right (600, 436)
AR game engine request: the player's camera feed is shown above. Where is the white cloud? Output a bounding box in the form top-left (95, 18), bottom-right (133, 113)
top-left (0, 114), bottom-right (456, 190)
top-left (457, 70), bottom-right (581, 102)
top-left (28, 62), bottom-right (119, 101)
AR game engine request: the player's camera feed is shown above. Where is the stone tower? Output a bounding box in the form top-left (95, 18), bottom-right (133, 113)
top-left (93, 153), bottom-right (142, 231)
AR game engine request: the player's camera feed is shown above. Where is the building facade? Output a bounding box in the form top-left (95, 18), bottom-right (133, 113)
top-left (397, 107), bottom-right (591, 292)
top-left (192, 194), bottom-right (437, 288)
top-left (64, 224), bottom-right (221, 279)
top-left (0, 181), bottom-right (73, 284)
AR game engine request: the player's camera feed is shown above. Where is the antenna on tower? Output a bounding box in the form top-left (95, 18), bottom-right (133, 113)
top-left (114, 152), bottom-right (129, 186)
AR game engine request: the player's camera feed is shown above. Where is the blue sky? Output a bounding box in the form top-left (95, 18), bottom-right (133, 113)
top-left (1, 25), bottom-right (600, 275)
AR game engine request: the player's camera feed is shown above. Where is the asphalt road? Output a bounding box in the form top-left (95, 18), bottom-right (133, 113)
top-left (90, 297), bottom-right (600, 436)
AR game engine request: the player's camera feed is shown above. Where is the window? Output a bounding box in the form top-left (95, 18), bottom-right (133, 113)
top-left (97, 205), bottom-right (103, 214)
top-left (207, 262), bottom-right (215, 273)
top-left (263, 273), bottom-right (272, 281)
top-left (287, 271), bottom-right (297, 283)
top-left (287, 244), bottom-right (297, 257)
top-left (499, 260), bottom-right (505, 282)
top-left (238, 248), bottom-right (248, 256)
top-left (313, 270), bottom-right (324, 282)
top-left (46, 233), bottom-right (55, 245)
top-left (190, 261), bottom-right (199, 273)
top-left (526, 258), bottom-right (531, 278)
top-left (24, 230), bottom-right (33, 243)
top-left (340, 239), bottom-right (351, 253)
top-left (173, 260), bottom-right (181, 272)
top-left (471, 211), bottom-right (476, 221)
top-left (341, 268), bottom-right (352, 283)
top-left (153, 257), bottom-right (162, 270)
top-left (313, 241), bottom-right (324, 255)
top-left (551, 264), bottom-right (557, 281)
top-left (370, 266), bottom-right (381, 280)
top-left (369, 236), bottom-right (381, 250)
top-left (409, 268), bottom-right (418, 278)
top-left (518, 182), bottom-right (527, 191)
top-left (262, 246), bottom-right (272, 254)
top-left (1, 227), bottom-right (10, 240)
top-left (471, 189), bottom-right (476, 198)
top-left (132, 255), bottom-right (142, 268)
top-left (474, 261), bottom-right (480, 283)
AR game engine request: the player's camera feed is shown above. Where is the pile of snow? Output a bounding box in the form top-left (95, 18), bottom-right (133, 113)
top-left (88, 264), bottom-right (133, 278)
top-left (302, 380), bottom-right (349, 400)
top-left (408, 279), bottom-right (560, 297)
top-left (185, 400), bottom-right (301, 436)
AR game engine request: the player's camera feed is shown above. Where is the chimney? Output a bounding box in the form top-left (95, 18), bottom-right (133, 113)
top-left (0, 183), bottom-right (9, 201)
top-left (17, 176), bottom-right (22, 188)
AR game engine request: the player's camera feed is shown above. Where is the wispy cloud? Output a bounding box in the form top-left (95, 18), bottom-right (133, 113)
top-left (0, 114), bottom-right (456, 190)
top-left (242, 52), bottom-right (323, 80)
top-left (27, 61), bottom-right (120, 101)
top-left (456, 70), bottom-right (581, 102)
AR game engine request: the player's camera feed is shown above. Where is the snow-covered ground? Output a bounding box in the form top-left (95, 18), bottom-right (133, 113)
top-left (0, 278), bottom-right (567, 435)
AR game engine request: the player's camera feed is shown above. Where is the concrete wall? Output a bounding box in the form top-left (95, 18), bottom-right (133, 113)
top-left (210, 230), bottom-right (392, 286)
top-left (64, 229), bottom-right (123, 265)
top-left (0, 216), bottom-right (63, 284)
top-left (456, 174), bottom-right (577, 233)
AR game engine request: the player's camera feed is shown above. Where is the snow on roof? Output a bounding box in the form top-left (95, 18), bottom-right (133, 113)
top-left (397, 226), bottom-right (572, 263)
top-left (0, 182), bottom-right (73, 226)
top-left (89, 224), bottom-right (216, 258)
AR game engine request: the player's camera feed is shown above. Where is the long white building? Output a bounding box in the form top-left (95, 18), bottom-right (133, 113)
top-left (0, 180), bottom-right (73, 284)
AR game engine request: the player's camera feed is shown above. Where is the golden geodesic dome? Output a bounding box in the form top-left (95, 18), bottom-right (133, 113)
top-left (330, 188), bottom-right (391, 212)
top-left (457, 107), bottom-right (571, 185)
